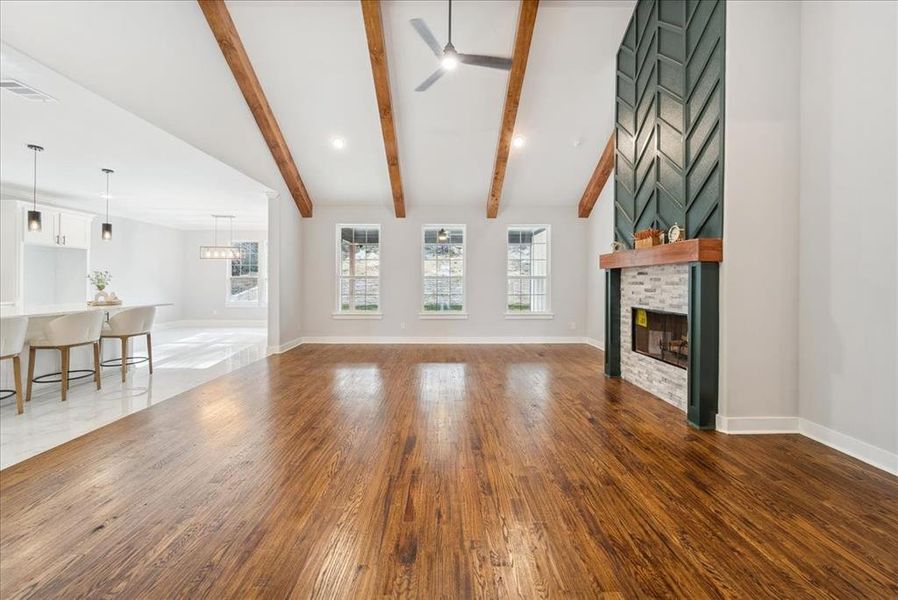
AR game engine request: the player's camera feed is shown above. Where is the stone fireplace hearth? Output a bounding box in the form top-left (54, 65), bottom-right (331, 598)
top-left (600, 239), bottom-right (721, 429)
top-left (621, 264), bottom-right (689, 409)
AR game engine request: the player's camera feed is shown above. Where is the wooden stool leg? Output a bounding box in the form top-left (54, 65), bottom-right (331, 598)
top-left (147, 333), bottom-right (153, 374)
top-left (13, 355), bottom-right (23, 415)
top-left (93, 342), bottom-right (102, 390)
top-left (60, 348), bottom-right (70, 402)
top-left (121, 337), bottom-right (128, 382)
top-left (26, 346), bottom-right (35, 402)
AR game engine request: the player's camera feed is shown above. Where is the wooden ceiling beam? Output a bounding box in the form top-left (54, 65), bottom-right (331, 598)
top-left (197, 0), bottom-right (313, 217)
top-left (360, 0), bottom-right (405, 218)
top-left (577, 131), bottom-right (616, 218)
top-left (486, 0), bottom-right (539, 219)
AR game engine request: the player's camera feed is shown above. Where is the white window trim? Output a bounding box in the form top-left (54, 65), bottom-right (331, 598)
top-left (331, 312), bottom-right (383, 320)
top-left (334, 223), bottom-right (381, 317)
top-left (225, 240), bottom-right (268, 308)
top-left (505, 224), bottom-right (551, 315)
top-left (504, 312), bottom-right (554, 319)
top-left (420, 224), bottom-right (467, 317)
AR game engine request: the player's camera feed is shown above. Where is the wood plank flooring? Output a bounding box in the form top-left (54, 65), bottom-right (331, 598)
top-left (1, 344), bottom-right (896, 598)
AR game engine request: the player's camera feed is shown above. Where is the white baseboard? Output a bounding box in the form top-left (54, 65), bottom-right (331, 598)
top-left (156, 319), bottom-right (266, 329)
top-left (267, 337), bottom-right (302, 354)
top-left (264, 335), bottom-right (596, 354)
top-left (798, 419), bottom-right (897, 476)
top-left (716, 415), bottom-right (897, 476)
top-left (715, 415), bottom-right (801, 434)
top-left (299, 336), bottom-right (590, 345)
top-left (585, 337), bottom-right (605, 351)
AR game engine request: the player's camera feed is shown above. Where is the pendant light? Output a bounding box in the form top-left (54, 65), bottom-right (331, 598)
top-left (437, 227), bottom-right (449, 243)
top-left (199, 215), bottom-right (242, 259)
top-left (101, 168), bottom-right (114, 240)
top-left (26, 144), bottom-right (43, 232)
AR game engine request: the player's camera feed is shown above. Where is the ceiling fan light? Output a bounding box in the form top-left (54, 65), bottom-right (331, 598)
top-left (441, 44), bottom-right (459, 70)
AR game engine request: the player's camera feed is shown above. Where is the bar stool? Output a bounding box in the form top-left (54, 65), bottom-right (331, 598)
top-left (0, 316), bottom-right (29, 414)
top-left (27, 311), bottom-right (104, 402)
top-left (100, 306), bottom-right (156, 382)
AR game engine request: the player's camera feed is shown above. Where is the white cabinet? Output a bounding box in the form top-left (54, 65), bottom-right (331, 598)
top-left (57, 213), bottom-right (91, 249)
top-left (21, 205), bottom-right (93, 249)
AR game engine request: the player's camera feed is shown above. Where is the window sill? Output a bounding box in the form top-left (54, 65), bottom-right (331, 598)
top-left (332, 312), bottom-right (383, 320)
top-left (226, 303), bottom-right (267, 309)
top-left (504, 312), bottom-right (554, 320)
top-left (418, 312), bottom-right (468, 320)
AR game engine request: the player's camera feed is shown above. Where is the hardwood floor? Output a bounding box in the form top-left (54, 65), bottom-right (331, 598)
top-left (1, 344), bottom-right (896, 598)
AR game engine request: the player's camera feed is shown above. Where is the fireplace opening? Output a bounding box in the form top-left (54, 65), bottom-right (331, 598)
top-left (632, 308), bottom-right (688, 369)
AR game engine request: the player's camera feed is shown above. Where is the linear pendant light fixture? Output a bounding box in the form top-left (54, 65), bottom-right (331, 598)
top-left (101, 168), bottom-right (114, 240)
top-left (26, 144), bottom-right (43, 232)
top-left (199, 214), bottom-right (241, 259)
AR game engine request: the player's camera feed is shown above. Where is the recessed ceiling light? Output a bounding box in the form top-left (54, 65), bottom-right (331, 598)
top-left (512, 135), bottom-right (526, 149)
top-left (331, 137), bottom-right (346, 150)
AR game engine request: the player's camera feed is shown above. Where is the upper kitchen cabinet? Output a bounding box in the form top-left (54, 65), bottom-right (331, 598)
top-left (21, 203), bottom-right (94, 249)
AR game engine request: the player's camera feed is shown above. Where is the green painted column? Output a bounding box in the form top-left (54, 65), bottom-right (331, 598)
top-left (604, 269), bottom-right (621, 377)
top-left (687, 262), bottom-right (719, 428)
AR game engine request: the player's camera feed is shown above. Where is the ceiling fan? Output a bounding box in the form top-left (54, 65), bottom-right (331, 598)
top-left (411, 0), bottom-right (512, 92)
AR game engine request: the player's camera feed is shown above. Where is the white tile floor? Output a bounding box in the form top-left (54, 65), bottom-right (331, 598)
top-left (0, 326), bottom-right (267, 469)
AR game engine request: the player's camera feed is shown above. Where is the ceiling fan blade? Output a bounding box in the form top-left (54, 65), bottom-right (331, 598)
top-left (415, 68), bottom-right (446, 92)
top-left (459, 54), bottom-right (513, 71)
top-left (410, 18), bottom-right (443, 58)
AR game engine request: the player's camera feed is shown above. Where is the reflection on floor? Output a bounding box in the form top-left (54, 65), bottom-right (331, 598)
top-left (0, 326), bottom-right (267, 469)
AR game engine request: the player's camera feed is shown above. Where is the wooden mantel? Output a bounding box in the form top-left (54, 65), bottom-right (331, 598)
top-left (599, 238), bottom-right (723, 270)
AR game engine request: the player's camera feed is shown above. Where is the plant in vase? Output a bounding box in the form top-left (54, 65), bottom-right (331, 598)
top-left (88, 270), bottom-right (112, 302)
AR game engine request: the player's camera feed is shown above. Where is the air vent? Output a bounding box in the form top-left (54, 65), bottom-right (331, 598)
top-left (0, 79), bottom-right (56, 102)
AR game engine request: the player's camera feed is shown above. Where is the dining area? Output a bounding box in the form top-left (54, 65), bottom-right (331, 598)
top-left (0, 194), bottom-right (267, 468)
top-left (0, 303), bottom-right (164, 415)
top-left (0, 305), bottom-right (267, 469)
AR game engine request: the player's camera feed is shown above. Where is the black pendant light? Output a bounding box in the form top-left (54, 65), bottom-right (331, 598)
top-left (101, 168), bottom-right (114, 240)
top-left (26, 144), bottom-right (43, 232)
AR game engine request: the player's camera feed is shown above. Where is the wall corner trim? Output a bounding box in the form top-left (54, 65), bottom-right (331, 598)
top-left (268, 337), bottom-right (303, 355)
top-left (585, 337), bottom-right (605, 351)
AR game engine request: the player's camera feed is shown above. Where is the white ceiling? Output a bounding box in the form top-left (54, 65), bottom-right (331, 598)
top-left (0, 0), bottom-right (633, 216)
top-left (0, 44), bottom-right (271, 230)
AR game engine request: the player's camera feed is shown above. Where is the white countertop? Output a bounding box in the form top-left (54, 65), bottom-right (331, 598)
top-left (0, 303), bottom-right (173, 320)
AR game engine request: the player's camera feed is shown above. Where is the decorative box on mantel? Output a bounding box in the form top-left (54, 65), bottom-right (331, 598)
top-left (599, 239), bottom-right (723, 429)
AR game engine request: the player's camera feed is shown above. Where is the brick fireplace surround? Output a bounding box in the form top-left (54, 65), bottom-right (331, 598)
top-left (600, 239), bottom-right (722, 429)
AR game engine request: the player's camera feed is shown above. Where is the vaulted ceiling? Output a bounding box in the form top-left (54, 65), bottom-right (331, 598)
top-left (0, 0), bottom-right (633, 217)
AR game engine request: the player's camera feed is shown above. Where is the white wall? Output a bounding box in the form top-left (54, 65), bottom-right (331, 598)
top-left (301, 204), bottom-right (587, 341)
top-left (89, 216), bottom-right (184, 323)
top-left (24, 245), bottom-right (86, 306)
top-left (720, 0), bottom-right (801, 420)
top-left (180, 228), bottom-right (268, 323)
top-left (798, 1), bottom-right (897, 456)
top-left (0, 198), bottom-right (17, 303)
top-left (585, 182), bottom-right (615, 347)
top-left (269, 189), bottom-right (303, 350)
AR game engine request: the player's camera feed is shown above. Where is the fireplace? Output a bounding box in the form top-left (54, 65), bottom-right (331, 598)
top-left (632, 308), bottom-right (688, 369)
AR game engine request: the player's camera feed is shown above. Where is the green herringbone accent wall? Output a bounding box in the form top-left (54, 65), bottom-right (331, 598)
top-left (614, 0), bottom-right (725, 247)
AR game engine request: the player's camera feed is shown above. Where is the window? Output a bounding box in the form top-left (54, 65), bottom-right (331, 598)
top-left (507, 226), bottom-right (550, 314)
top-left (422, 225), bottom-right (465, 314)
top-left (337, 225), bottom-right (380, 313)
top-left (227, 241), bottom-right (267, 306)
